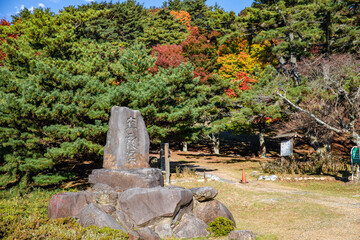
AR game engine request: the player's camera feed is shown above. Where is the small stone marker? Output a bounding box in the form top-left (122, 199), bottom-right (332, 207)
top-left (103, 106), bottom-right (150, 170)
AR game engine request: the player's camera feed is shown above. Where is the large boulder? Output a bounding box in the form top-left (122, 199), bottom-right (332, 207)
top-left (91, 183), bottom-right (114, 192)
top-left (171, 199), bottom-right (193, 227)
top-left (115, 209), bottom-right (135, 230)
top-left (194, 199), bottom-right (236, 227)
top-left (173, 213), bottom-right (209, 239)
top-left (118, 187), bottom-right (193, 227)
top-left (227, 230), bottom-right (256, 240)
top-left (103, 106), bottom-right (150, 170)
top-left (154, 223), bottom-right (173, 239)
top-left (129, 228), bottom-right (161, 240)
top-left (48, 191), bottom-right (93, 219)
top-left (79, 203), bottom-right (127, 232)
top-left (93, 190), bottom-right (119, 206)
top-left (88, 168), bottom-right (163, 191)
top-left (190, 186), bottom-right (218, 202)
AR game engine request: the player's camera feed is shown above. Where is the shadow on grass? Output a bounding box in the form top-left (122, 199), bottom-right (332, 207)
top-left (170, 160), bottom-right (217, 173)
top-left (178, 153), bottom-right (243, 158)
top-left (224, 158), bottom-right (261, 164)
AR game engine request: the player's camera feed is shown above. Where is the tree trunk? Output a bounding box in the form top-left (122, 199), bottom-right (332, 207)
top-left (209, 133), bottom-right (220, 155)
top-left (182, 142), bottom-right (188, 152)
top-left (289, 32), bottom-right (301, 85)
top-left (325, 137), bottom-right (333, 169)
top-left (259, 132), bottom-right (266, 158)
top-left (214, 136), bottom-right (220, 155)
top-left (309, 134), bottom-right (333, 173)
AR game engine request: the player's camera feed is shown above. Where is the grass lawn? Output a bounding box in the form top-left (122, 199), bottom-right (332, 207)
top-left (1, 178), bottom-right (359, 239)
top-left (1, 150), bottom-right (359, 239)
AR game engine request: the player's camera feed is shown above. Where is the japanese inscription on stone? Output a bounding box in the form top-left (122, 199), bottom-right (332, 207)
top-left (103, 106), bottom-right (150, 170)
top-left (126, 117), bottom-right (137, 164)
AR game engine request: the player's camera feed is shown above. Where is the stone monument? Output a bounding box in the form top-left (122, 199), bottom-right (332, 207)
top-left (103, 106), bottom-right (150, 169)
top-left (47, 106), bottom-right (236, 239)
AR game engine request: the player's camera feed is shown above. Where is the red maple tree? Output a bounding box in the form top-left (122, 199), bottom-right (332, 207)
top-left (150, 44), bottom-right (186, 73)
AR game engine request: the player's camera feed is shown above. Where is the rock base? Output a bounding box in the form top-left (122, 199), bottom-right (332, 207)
top-left (48, 178), bottom-right (235, 239)
top-left (88, 168), bottom-right (164, 191)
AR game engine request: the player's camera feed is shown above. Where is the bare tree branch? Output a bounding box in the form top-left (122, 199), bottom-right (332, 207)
top-left (277, 92), bottom-right (344, 133)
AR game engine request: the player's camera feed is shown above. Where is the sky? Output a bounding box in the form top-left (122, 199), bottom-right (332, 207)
top-left (0, 0), bottom-right (254, 20)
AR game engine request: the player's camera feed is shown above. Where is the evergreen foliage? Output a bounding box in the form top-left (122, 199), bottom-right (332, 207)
top-left (111, 43), bottom-right (211, 143)
top-left (0, 61), bottom-right (112, 190)
top-left (141, 8), bottom-right (189, 47)
top-left (207, 217), bottom-right (235, 237)
top-left (0, 0), bottom-right (358, 190)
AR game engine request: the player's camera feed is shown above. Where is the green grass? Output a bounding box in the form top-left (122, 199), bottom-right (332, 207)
top-left (175, 180), bottom-right (356, 240)
top-left (1, 179), bottom-right (358, 239)
top-left (0, 188), bottom-right (128, 240)
top-left (276, 181), bottom-right (360, 197)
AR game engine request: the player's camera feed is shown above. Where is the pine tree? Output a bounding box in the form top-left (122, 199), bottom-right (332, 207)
top-left (112, 0), bottom-right (147, 43)
top-left (226, 66), bottom-right (282, 157)
top-left (0, 61), bottom-right (112, 191)
top-left (141, 8), bottom-right (189, 47)
top-left (164, 0), bottom-right (183, 11)
top-left (110, 43), bottom-right (212, 143)
top-left (238, 0), bottom-right (360, 84)
top-left (183, 0), bottom-right (212, 33)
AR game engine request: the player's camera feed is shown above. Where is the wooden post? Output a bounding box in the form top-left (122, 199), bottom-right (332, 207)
top-left (164, 143), bottom-right (170, 185)
top-left (160, 143), bottom-right (165, 171)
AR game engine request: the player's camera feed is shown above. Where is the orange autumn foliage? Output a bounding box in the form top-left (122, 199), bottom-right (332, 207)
top-left (170, 10), bottom-right (191, 30)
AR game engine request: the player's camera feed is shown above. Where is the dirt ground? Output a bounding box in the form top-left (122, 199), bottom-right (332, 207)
top-left (162, 149), bottom-right (360, 240)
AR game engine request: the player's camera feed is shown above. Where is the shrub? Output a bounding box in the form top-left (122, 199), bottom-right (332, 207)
top-left (207, 216), bottom-right (235, 237)
top-left (174, 166), bottom-right (197, 178)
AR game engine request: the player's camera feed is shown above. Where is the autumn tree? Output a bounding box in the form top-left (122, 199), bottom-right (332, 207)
top-left (181, 26), bottom-right (220, 82)
top-left (170, 10), bottom-right (192, 30)
top-left (280, 97), bottom-right (335, 170)
top-left (0, 19), bottom-right (18, 66)
top-left (217, 37), bottom-right (276, 79)
top-left (150, 44), bottom-right (186, 73)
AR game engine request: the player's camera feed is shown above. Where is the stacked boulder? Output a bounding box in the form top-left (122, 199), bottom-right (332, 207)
top-left (48, 106), bottom-right (235, 239)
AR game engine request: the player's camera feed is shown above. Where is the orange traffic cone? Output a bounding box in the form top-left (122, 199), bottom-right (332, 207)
top-left (241, 169), bottom-right (248, 183)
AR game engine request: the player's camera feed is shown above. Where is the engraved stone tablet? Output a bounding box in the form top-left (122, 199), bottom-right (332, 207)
top-left (103, 106), bottom-right (150, 169)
